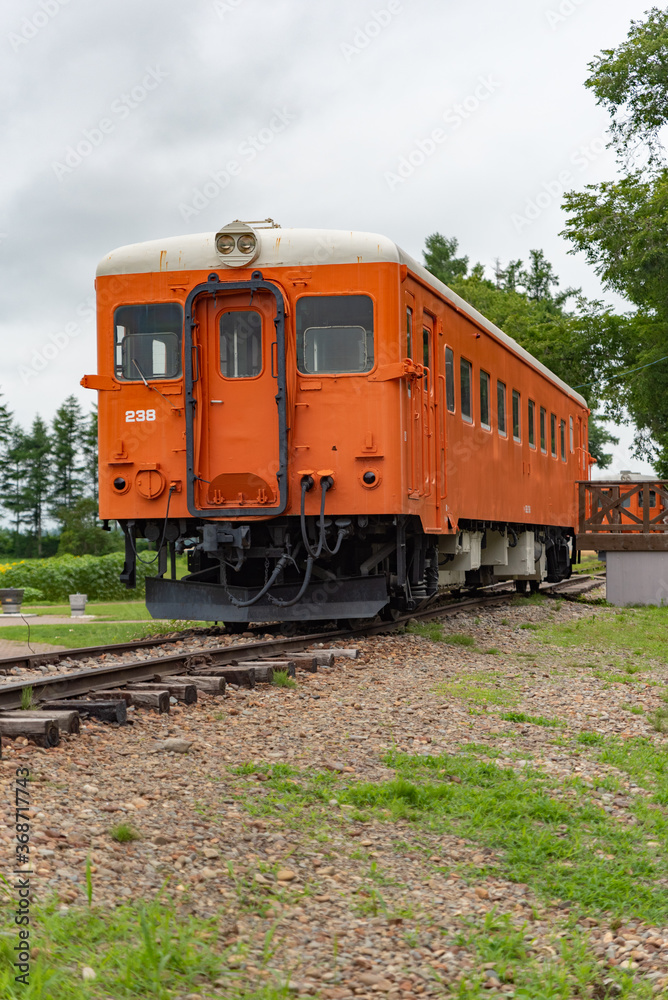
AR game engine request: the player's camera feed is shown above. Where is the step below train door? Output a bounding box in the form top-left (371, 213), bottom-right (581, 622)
top-left (185, 276), bottom-right (288, 517)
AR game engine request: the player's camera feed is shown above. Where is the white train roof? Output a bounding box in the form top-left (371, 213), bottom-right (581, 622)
top-left (97, 227), bottom-right (588, 408)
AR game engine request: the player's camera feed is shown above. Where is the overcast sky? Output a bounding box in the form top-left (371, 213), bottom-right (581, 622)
top-left (0, 0), bottom-right (656, 474)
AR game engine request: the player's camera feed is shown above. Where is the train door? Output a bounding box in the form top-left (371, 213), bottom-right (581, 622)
top-left (185, 283), bottom-right (287, 516)
top-left (405, 294), bottom-right (421, 498)
top-left (421, 314), bottom-right (435, 499)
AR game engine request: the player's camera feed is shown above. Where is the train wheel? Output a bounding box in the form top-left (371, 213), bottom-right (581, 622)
top-left (529, 580), bottom-right (540, 594)
top-left (514, 581), bottom-right (528, 595)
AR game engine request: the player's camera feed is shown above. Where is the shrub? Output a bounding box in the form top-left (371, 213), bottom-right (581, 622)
top-left (0, 553), bottom-right (156, 602)
top-left (21, 586), bottom-right (45, 603)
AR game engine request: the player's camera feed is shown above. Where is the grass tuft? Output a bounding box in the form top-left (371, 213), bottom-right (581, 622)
top-left (110, 823), bottom-right (141, 843)
top-left (20, 686), bottom-right (34, 711)
top-left (499, 711), bottom-right (563, 728)
top-left (271, 669), bottom-right (297, 689)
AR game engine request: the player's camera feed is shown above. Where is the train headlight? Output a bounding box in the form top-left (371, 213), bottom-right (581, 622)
top-left (237, 234), bottom-right (256, 254)
top-left (216, 234), bottom-right (235, 254)
top-left (214, 221), bottom-right (262, 267)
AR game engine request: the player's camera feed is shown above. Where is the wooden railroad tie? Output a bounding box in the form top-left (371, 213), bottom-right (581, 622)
top-left (126, 681), bottom-right (198, 704)
top-left (41, 699), bottom-right (128, 724)
top-left (4, 709), bottom-right (81, 734)
top-left (169, 675), bottom-right (227, 695)
top-left (187, 666), bottom-right (255, 688)
top-left (97, 689), bottom-right (171, 713)
top-left (0, 714), bottom-right (60, 747)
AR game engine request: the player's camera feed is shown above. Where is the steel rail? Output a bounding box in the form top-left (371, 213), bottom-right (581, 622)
top-left (0, 577), bottom-right (597, 712)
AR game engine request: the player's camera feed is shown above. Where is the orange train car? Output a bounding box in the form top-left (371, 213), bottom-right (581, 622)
top-left (84, 220), bottom-right (591, 622)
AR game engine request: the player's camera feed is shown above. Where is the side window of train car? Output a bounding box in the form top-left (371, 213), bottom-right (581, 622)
top-left (497, 380), bottom-right (507, 437)
top-left (528, 399), bottom-right (536, 448)
top-left (540, 406), bottom-right (547, 454)
top-left (220, 310), bottom-right (262, 378)
top-left (114, 303), bottom-right (183, 381)
top-left (296, 295), bottom-right (374, 374)
top-left (479, 371), bottom-right (491, 429)
top-left (639, 490), bottom-right (657, 508)
top-left (445, 347), bottom-right (455, 412)
top-left (512, 390), bottom-right (521, 442)
top-left (460, 358), bottom-right (473, 423)
top-left (406, 307), bottom-right (412, 359)
top-left (560, 419), bottom-right (566, 461)
top-left (551, 413), bottom-right (557, 457)
top-left (569, 416), bottom-right (574, 453)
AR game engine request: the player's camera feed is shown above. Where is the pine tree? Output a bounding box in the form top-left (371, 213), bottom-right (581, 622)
top-left (23, 416), bottom-right (51, 557)
top-left (0, 425), bottom-right (30, 544)
top-left (81, 408), bottom-right (99, 502)
top-left (49, 395), bottom-right (85, 520)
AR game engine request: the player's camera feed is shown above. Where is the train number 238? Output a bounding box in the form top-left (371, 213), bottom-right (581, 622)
top-left (125, 409), bottom-right (156, 423)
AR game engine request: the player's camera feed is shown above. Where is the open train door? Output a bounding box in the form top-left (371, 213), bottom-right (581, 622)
top-left (184, 274), bottom-right (288, 517)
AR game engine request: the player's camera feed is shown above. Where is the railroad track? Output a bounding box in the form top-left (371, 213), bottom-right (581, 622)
top-left (0, 574), bottom-right (603, 749)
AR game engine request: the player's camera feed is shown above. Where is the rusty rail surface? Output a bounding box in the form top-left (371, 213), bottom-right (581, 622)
top-left (577, 480), bottom-right (668, 551)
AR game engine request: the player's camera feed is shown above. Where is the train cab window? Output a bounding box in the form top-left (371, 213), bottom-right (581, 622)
top-left (639, 490), bottom-right (657, 508)
top-left (497, 380), bottom-right (507, 437)
top-left (480, 371), bottom-right (491, 429)
top-left (445, 347), bottom-right (455, 412)
top-left (512, 390), bottom-right (521, 442)
top-left (560, 419), bottom-right (566, 461)
top-left (296, 295), bottom-right (373, 374)
top-left (540, 406), bottom-right (547, 453)
top-left (528, 399), bottom-right (536, 448)
top-left (569, 416), bottom-right (574, 453)
top-left (621, 494), bottom-right (632, 508)
top-left (551, 413), bottom-right (557, 457)
top-left (220, 310), bottom-right (262, 378)
top-left (406, 307), bottom-right (412, 359)
top-left (114, 303), bottom-right (182, 381)
top-left (460, 358), bottom-right (473, 422)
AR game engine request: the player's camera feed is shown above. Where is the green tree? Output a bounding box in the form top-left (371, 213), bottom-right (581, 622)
top-left (22, 416), bottom-right (52, 557)
top-left (423, 233), bottom-right (469, 285)
top-left (81, 407), bottom-right (99, 502)
top-left (49, 395), bottom-right (86, 519)
top-left (57, 498), bottom-right (123, 556)
top-left (562, 7), bottom-right (668, 474)
top-left (0, 425), bottom-right (30, 544)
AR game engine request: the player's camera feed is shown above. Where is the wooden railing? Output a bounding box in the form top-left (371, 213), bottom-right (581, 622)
top-left (577, 480), bottom-right (668, 550)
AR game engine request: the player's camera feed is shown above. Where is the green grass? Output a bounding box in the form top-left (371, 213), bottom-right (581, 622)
top-left (499, 711), bottom-right (563, 727)
top-left (338, 749), bottom-right (668, 923)
top-left (405, 621), bottom-right (477, 648)
top-left (271, 669), bottom-right (296, 689)
top-left (572, 554), bottom-right (606, 576)
top-left (21, 600), bottom-right (152, 621)
top-left (20, 685), bottom-right (34, 710)
top-left (229, 750), bottom-right (668, 925)
top-left (539, 606), bottom-right (668, 664)
top-left (0, 895), bottom-right (285, 1000)
top-left (592, 736), bottom-right (668, 804)
top-left (454, 910), bottom-right (649, 999)
top-left (0, 622), bottom-right (166, 648)
top-left (436, 673), bottom-right (518, 707)
top-left (110, 823), bottom-right (141, 843)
